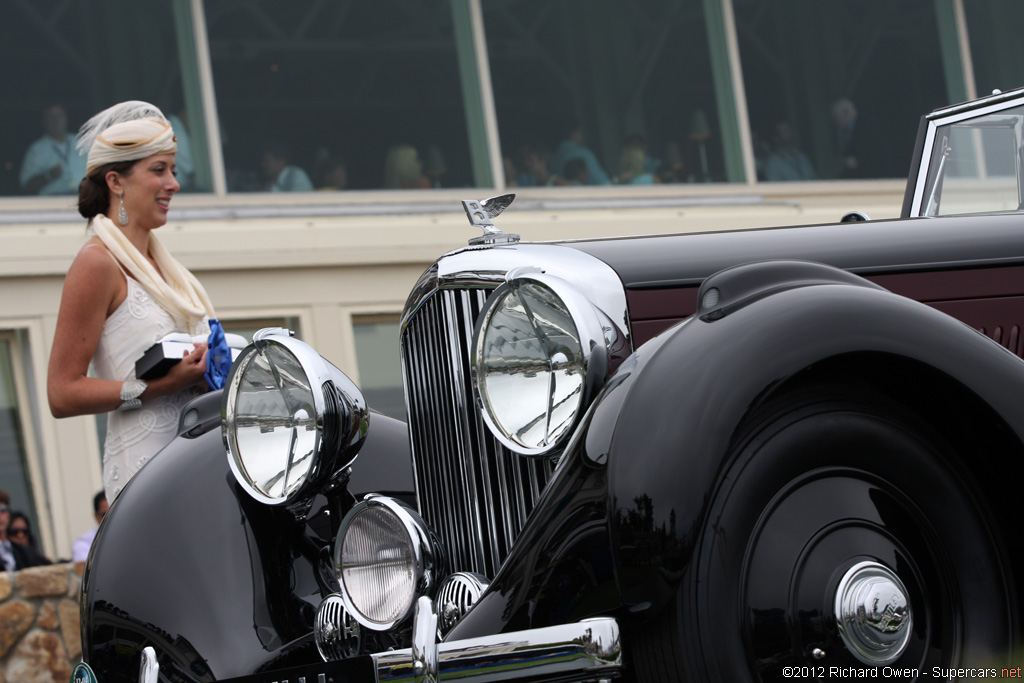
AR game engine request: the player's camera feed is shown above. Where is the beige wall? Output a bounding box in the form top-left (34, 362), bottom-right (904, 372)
top-left (0, 181), bottom-right (905, 560)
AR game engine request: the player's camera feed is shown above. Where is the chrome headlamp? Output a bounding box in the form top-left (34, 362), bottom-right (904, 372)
top-left (472, 271), bottom-right (611, 455)
top-left (223, 328), bottom-right (368, 506)
top-left (334, 496), bottom-right (440, 631)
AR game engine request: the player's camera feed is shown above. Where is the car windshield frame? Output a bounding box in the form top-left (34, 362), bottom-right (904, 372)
top-left (909, 91), bottom-right (1024, 218)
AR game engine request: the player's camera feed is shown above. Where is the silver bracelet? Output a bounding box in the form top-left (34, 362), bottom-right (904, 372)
top-left (117, 379), bottom-right (148, 411)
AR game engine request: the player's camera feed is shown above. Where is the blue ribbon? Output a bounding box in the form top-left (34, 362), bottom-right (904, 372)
top-left (205, 318), bottom-right (233, 390)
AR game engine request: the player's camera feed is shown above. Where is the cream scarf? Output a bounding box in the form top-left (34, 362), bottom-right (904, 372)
top-left (90, 214), bottom-right (215, 335)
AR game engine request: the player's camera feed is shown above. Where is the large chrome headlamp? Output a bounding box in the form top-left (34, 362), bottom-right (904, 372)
top-left (334, 496), bottom-right (440, 631)
top-left (223, 328), bottom-right (369, 506)
top-left (472, 270), bottom-right (612, 455)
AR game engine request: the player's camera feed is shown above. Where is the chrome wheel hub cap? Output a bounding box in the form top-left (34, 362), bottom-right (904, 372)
top-left (834, 561), bottom-right (912, 665)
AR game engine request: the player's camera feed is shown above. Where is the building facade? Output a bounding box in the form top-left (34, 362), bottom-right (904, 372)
top-left (1, 0), bottom-right (1022, 559)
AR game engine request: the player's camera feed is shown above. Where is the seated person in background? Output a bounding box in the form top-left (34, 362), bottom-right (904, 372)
top-left (1, 490), bottom-right (33, 570)
top-left (318, 160), bottom-right (348, 191)
top-left (262, 142), bottom-right (314, 192)
top-left (551, 121), bottom-right (611, 186)
top-left (763, 121), bottom-right (816, 182)
top-left (7, 511), bottom-right (52, 566)
top-left (503, 156), bottom-right (518, 187)
top-left (617, 143), bottom-right (657, 185)
top-left (563, 157), bottom-right (589, 186)
top-left (73, 490), bottom-right (109, 563)
top-left (383, 144), bottom-right (431, 189)
top-left (312, 147), bottom-right (349, 191)
top-left (516, 144), bottom-right (566, 187)
top-left (424, 145), bottom-right (447, 188)
top-left (19, 104), bottom-right (87, 196)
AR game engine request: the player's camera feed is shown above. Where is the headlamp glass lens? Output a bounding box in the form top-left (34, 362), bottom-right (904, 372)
top-left (230, 344), bottom-right (318, 500)
top-left (340, 505), bottom-right (416, 627)
top-left (476, 280), bottom-right (585, 452)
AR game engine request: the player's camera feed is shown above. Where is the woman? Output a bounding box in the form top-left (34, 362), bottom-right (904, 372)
top-left (7, 511), bottom-right (53, 566)
top-left (47, 101), bottom-right (216, 502)
top-left (382, 144), bottom-right (431, 189)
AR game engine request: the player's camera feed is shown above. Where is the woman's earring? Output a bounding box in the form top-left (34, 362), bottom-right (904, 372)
top-left (117, 192), bottom-right (129, 226)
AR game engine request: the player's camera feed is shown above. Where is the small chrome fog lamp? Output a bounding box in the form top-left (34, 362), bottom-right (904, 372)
top-left (223, 328), bottom-right (368, 506)
top-left (334, 496), bottom-right (440, 631)
top-left (472, 272), bottom-right (611, 455)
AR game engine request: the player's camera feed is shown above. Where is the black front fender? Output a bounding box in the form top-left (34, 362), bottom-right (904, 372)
top-left (447, 261), bottom-right (1024, 640)
top-left (602, 261), bottom-right (1024, 616)
top-left (82, 402), bottom-right (413, 681)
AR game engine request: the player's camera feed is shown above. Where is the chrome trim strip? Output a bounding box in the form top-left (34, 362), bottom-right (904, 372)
top-left (910, 92), bottom-right (1024, 216)
top-left (400, 244), bottom-right (629, 577)
top-left (470, 272), bottom-right (616, 456)
top-left (403, 245), bottom-right (630, 342)
top-left (925, 86), bottom-right (1024, 120)
top-left (373, 616), bottom-right (621, 682)
top-left (335, 497), bottom-right (438, 631)
top-left (223, 330), bottom-right (368, 506)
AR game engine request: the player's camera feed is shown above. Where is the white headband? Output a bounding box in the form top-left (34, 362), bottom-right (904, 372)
top-left (77, 101), bottom-right (177, 175)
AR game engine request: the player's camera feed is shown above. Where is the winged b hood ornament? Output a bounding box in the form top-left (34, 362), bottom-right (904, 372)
top-left (463, 194), bottom-right (520, 245)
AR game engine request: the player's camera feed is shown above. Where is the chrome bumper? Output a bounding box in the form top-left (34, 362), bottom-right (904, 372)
top-left (374, 598), bottom-right (621, 682)
top-left (138, 598), bottom-right (621, 683)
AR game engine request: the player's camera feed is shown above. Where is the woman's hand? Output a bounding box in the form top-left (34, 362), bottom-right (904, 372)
top-left (138, 342), bottom-right (209, 403)
top-left (161, 342), bottom-right (209, 393)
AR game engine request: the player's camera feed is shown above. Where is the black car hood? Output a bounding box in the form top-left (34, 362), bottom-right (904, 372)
top-left (560, 213), bottom-right (1024, 289)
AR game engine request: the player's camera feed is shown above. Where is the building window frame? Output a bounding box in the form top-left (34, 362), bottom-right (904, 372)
top-left (0, 329), bottom-right (51, 558)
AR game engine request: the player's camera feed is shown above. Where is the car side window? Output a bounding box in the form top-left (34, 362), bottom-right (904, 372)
top-left (922, 105), bottom-right (1024, 216)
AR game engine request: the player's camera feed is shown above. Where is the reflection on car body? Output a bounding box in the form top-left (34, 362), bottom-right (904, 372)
top-left (82, 88), bottom-right (1024, 682)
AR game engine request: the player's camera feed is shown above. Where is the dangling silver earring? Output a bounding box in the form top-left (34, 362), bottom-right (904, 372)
top-left (117, 192), bottom-right (129, 226)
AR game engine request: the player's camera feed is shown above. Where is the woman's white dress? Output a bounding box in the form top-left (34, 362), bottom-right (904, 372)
top-left (91, 276), bottom-right (207, 501)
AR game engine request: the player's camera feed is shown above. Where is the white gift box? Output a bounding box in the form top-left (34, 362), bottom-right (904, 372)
top-left (135, 332), bottom-right (248, 380)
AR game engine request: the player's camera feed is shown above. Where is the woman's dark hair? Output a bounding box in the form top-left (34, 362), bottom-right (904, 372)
top-left (9, 510), bottom-right (37, 547)
top-left (8, 510), bottom-right (53, 565)
top-left (77, 160), bottom-right (136, 219)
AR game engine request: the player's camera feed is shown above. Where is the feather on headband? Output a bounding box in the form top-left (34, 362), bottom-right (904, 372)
top-left (77, 101), bottom-right (177, 175)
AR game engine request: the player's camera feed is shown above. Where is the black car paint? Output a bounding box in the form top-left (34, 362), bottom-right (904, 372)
top-left (445, 261), bottom-right (1024, 640)
top-left (83, 226), bottom-right (1024, 680)
top-left (82, 411), bottom-right (413, 681)
top-left (82, 92), bottom-right (1024, 677)
top-left (566, 212), bottom-right (1024, 291)
top-left (84, 231), bottom-right (1024, 679)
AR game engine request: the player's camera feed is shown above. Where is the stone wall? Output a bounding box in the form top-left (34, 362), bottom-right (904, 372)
top-left (0, 563), bottom-right (84, 683)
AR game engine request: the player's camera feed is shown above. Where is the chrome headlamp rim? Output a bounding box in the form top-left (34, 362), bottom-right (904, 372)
top-left (471, 271), bottom-right (610, 456)
top-left (222, 329), bottom-right (366, 506)
top-left (334, 495), bottom-right (437, 631)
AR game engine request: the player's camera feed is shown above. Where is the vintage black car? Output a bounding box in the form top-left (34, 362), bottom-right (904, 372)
top-left (81, 88), bottom-right (1024, 682)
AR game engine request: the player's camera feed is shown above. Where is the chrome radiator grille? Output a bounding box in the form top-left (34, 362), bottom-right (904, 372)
top-left (401, 287), bottom-right (555, 578)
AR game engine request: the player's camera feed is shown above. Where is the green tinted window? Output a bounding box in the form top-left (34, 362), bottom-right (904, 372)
top-left (965, 1), bottom-right (1024, 97)
top-left (735, 0), bottom-right (949, 181)
top-left (205, 0), bottom-right (478, 192)
top-left (0, 1), bottom-right (211, 196)
top-left (484, 0), bottom-right (741, 186)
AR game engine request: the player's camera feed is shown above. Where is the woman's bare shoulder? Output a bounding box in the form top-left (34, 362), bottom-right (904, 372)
top-left (68, 239), bottom-right (119, 279)
top-left (65, 238), bottom-right (126, 312)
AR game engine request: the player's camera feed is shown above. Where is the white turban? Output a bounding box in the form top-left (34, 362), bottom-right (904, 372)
top-left (77, 101), bottom-right (177, 175)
